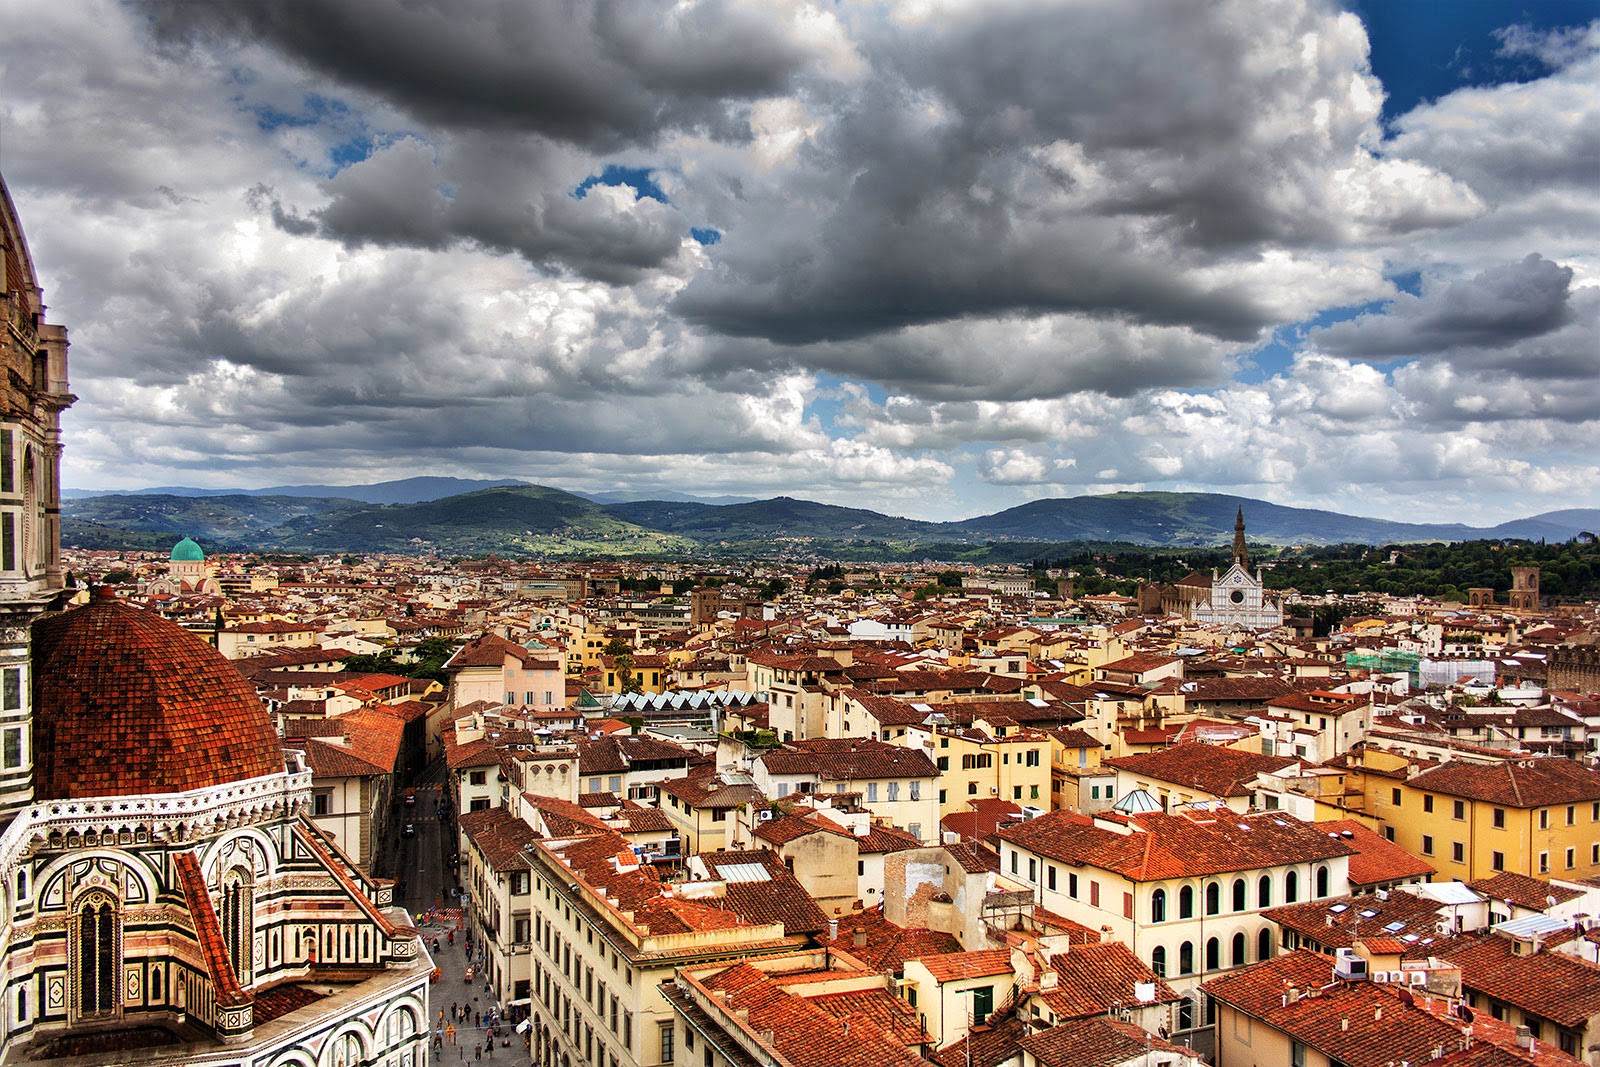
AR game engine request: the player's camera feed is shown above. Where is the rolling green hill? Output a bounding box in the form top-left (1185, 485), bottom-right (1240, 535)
top-left (63, 494), bottom-right (357, 548)
top-left (950, 492), bottom-right (1485, 545)
top-left (604, 496), bottom-right (948, 542)
top-left (251, 485), bottom-right (694, 556)
top-left (61, 483), bottom-right (1600, 558)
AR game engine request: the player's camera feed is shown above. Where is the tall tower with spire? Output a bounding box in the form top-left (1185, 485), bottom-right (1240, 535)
top-left (1193, 506), bottom-right (1282, 630)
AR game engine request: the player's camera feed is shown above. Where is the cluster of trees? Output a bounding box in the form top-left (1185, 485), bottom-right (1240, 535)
top-left (1029, 537), bottom-right (1600, 602)
top-left (1261, 538), bottom-right (1600, 600)
top-left (341, 637), bottom-right (456, 684)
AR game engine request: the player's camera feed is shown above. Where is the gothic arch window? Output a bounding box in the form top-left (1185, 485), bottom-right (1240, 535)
top-left (328, 1031), bottom-right (363, 1067)
top-left (20, 445), bottom-right (34, 575)
top-left (73, 891), bottom-right (119, 1019)
top-left (220, 867), bottom-right (253, 985)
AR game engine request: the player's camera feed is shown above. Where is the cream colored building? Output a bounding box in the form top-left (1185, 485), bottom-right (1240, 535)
top-left (998, 806), bottom-right (1355, 1045)
top-left (527, 830), bottom-right (805, 1067)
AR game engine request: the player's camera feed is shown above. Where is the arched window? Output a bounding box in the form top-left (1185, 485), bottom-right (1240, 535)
top-left (1232, 878), bottom-right (1246, 911)
top-left (1206, 937), bottom-right (1220, 971)
top-left (1178, 885), bottom-right (1194, 919)
top-left (1285, 869), bottom-right (1299, 904)
top-left (329, 1033), bottom-right (362, 1067)
top-left (1316, 865), bottom-right (1330, 898)
top-left (1177, 998), bottom-right (1193, 1031)
top-left (1150, 889), bottom-right (1166, 924)
top-left (1258, 927), bottom-right (1273, 962)
top-left (1257, 874), bottom-right (1272, 909)
top-left (220, 869), bottom-right (253, 984)
top-left (1231, 932), bottom-right (1246, 966)
top-left (1205, 881), bottom-right (1220, 916)
top-left (1178, 941), bottom-right (1194, 975)
top-left (74, 893), bottom-right (118, 1018)
top-left (1150, 946), bottom-right (1167, 977)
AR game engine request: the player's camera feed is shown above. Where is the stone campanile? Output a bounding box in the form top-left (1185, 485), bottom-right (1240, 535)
top-left (1508, 566), bottom-right (1540, 613)
top-left (0, 175), bottom-right (74, 828)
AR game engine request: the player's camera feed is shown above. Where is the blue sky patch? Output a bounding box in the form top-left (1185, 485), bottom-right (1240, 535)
top-left (690, 227), bottom-right (722, 245)
top-left (574, 165), bottom-right (668, 203)
top-left (1349, 0), bottom-right (1599, 124)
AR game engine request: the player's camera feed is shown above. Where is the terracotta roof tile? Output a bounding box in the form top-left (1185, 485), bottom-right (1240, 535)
top-left (999, 808), bottom-right (1354, 881)
top-left (1204, 950), bottom-right (1468, 1067)
top-left (700, 963), bottom-right (925, 1067)
top-left (1104, 741), bottom-right (1298, 798)
top-left (1020, 1017), bottom-right (1200, 1067)
top-left (1429, 933), bottom-right (1600, 1027)
top-left (33, 592), bottom-right (284, 798)
top-left (1038, 940), bottom-right (1181, 1019)
top-left (1320, 819), bottom-right (1437, 886)
top-left (1467, 872), bottom-right (1584, 911)
top-left (1408, 758), bottom-right (1600, 808)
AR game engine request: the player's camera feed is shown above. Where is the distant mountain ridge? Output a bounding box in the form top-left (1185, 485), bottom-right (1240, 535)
top-left (62, 476), bottom-right (532, 505)
top-left (60, 484), bottom-right (1600, 557)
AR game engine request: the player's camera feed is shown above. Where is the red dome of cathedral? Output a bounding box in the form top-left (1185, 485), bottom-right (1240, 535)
top-left (30, 589), bottom-right (284, 799)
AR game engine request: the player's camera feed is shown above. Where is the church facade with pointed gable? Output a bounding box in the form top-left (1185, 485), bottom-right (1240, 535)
top-left (0, 174), bottom-right (433, 1066)
top-left (1190, 509), bottom-right (1284, 631)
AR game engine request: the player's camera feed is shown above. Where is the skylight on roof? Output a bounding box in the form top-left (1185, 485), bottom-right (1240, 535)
top-left (1383, 921), bottom-right (1405, 932)
top-left (1359, 909), bottom-right (1378, 918)
top-left (1329, 904), bottom-right (1349, 913)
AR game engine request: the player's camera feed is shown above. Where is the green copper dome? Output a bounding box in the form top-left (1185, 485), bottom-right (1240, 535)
top-left (170, 536), bottom-right (205, 562)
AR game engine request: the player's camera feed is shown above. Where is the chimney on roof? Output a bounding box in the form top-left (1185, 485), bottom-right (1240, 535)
top-left (828, 918), bottom-right (839, 941)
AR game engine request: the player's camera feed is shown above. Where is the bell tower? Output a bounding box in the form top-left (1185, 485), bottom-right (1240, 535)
top-left (0, 175), bottom-right (74, 828)
top-left (1232, 506), bottom-right (1249, 570)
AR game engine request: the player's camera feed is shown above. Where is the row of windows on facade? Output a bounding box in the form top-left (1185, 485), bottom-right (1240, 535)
top-left (1394, 789), bottom-right (1600, 827)
top-left (937, 784), bottom-right (1042, 804)
top-left (1416, 833), bottom-right (1597, 874)
top-left (506, 692), bottom-right (558, 705)
top-left (1008, 849), bottom-right (1335, 913)
top-left (774, 779), bottom-right (922, 802)
top-left (934, 750), bottom-right (1043, 770)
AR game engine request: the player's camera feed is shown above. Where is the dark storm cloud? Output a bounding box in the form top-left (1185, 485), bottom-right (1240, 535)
top-left (260, 135), bottom-right (689, 284)
top-left (1313, 254), bottom-right (1579, 360)
top-left (671, 0), bottom-right (1474, 347)
top-left (141, 0), bottom-right (810, 149)
top-left (676, 317), bottom-right (1235, 402)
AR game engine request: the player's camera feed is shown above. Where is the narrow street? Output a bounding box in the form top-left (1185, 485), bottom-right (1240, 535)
top-left (389, 757), bottom-right (454, 913)
top-left (378, 760), bottom-right (519, 1064)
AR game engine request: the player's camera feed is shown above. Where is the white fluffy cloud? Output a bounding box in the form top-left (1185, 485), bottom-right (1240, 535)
top-left (0, 1), bottom-right (1594, 524)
